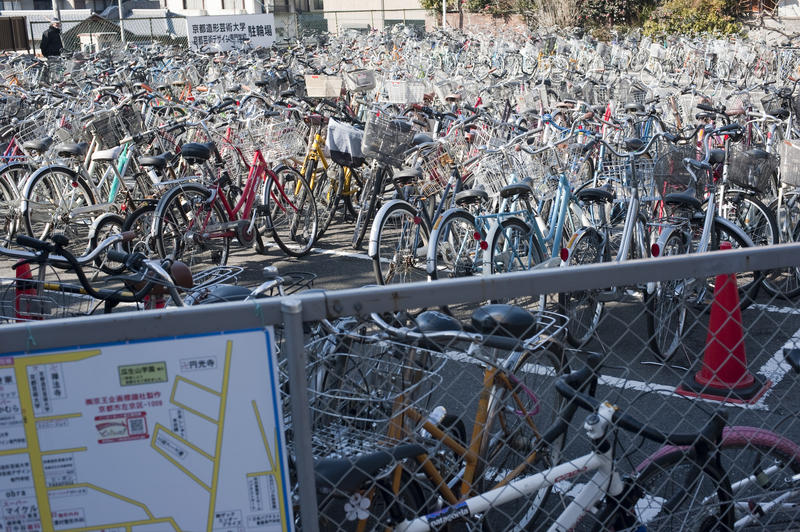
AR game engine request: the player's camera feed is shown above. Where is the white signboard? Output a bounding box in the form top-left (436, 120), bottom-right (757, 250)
top-left (1, 329), bottom-right (292, 531)
top-left (187, 14), bottom-right (275, 51)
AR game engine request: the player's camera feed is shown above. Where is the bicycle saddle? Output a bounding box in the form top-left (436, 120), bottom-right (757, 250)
top-left (393, 167), bottom-right (422, 186)
top-left (139, 152), bottom-right (173, 169)
top-left (499, 182), bottom-right (533, 200)
top-left (455, 188), bottom-right (489, 207)
top-left (315, 444), bottom-right (426, 494)
top-left (22, 137), bottom-right (53, 154)
top-left (180, 142), bottom-right (213, 163)
top-left (709, 149), bottom-right (725, 165)
top-left (576, 186), bottom-right (614, 204)
top-left (663, 191), bottom-right (702, 211)
top-left (55, 141), bottom-right (88, 158)
top-left (624, 137), bottom-right (644, 151)
top-left (412, 133), bottom-right (433, 146)
top-left (624, 102), bottom-right (644, 113)
top-left (92, 146), bottom-right (122, 162)
top-left (471, 304), bottom-right (538, 338)
top-left (414, 310), bottom-right (461, 334)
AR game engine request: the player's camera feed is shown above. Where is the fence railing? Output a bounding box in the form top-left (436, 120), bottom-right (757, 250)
top-left (3, 244), bottom-right (800, 530)
top-left (29, 15), bottom-right (188, 52)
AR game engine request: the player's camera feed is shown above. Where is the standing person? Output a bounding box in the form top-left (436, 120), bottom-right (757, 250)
top-left (40, 18), bottom-right (63, 57)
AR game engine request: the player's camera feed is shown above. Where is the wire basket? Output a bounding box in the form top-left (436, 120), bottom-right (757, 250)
top-left (86, 112), bottom-right (126, 149)
top-left (265, 120), bottom-right (309, 161)
top-left (307, 348), bottom-right (444, 456)
top-left (304, 75), bottom-right (342, 98)
top-left (416, 147), bottom-right (453, 197)
top-left (384, 80), bottom-right (427, 104)
top-left (653, 143), bottom-right (702, 197)
top-left (1, 278), bottom-right (100, 323)
top-left (14, 119), bottom-right (49, 146)
top-left (361, 111), bottom-right (414, 167)
top-left (726, 146), bottom-right (778, 192)
top-left (778, 140), bottom-right (800, 187)
top-left (470, 152), bottom-right (510, 198)
top-left (343, 69), bottom-right (376, 92)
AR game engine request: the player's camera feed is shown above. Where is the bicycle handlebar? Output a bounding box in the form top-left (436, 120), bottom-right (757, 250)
top-left (555, 356), bottom-right (727, 447)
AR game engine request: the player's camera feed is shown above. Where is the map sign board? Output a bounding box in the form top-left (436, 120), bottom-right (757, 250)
top-left (187, 14), bottom-right (275, 51)
top-left (0, 329), bottom-right (292, 531)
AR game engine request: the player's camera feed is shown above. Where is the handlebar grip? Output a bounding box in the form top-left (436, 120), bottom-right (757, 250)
top-left (106, 250), bottom-right (130, 263)
top-left (120, 231), bottom-right (136, 242)
top-left (696, 103), bottom-right (715, 112)
top-left (16, 234), bottom-right (52, 252)
top-left (718, 123), bottom-right (742, 134)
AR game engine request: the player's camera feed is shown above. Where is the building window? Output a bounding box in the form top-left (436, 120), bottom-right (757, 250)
top-left (75, 0), bottom-right (85, 7)
top-left (313, 0), bottom-right (322, 9)
top-left (33, 0), bottom-right (50, 9)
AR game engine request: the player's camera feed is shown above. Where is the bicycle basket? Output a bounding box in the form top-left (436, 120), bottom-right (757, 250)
top-left (86, 111), bottom-right (127, 149)
top-left (307, 348), bottom-right (444, 456)
top-left (343, 69), bottom-right (376, 92)
top-left (653, 143), bottom-right (701, 196)
top-left (326, 118), bottom-right (365, 168)
top-left (726, 145), bottom-right (777, 192)
top-left (304, 74), bottom-right (343, 98)
top-left (778, 140), bottom-right (800, 186)
top-left (361, 111), bottom-right (414, 167)
top-left (384, 80), bottom-right (427, 104)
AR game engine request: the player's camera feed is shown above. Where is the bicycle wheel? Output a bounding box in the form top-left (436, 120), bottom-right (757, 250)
top-left (89, 213), bottom-right (125, 275)
top-left (371, 201), bottom-right (430, 285)
top-left (719, 191), bottom-right (778, 248)
top-left (488, 217), bottom-right (545, 274)
top-left (0, 170), bottom-right (19, 247)
top-left (764, 191), bottom-right (800, 298)
top-left (689, 216), bottom-right (762, 311)
top-left (558, 227), bottom-right (605, 347)
top-left (153, 183), bottom-right (230, 273)
top-left (312, 161), bottom-right (343, 238)
top-left (632, 426), bottom-right (800, 531)
top-left (645, 230), bottom-right (688, 361)
top-left (352, 165), bottom-right (384, 250)
top-left (428, 209), bottom-right (484, 281)
top-left (472, 348), bottom-right (567, 532)
top-left (23, 167), bottom-right (96, 257)
top-left (121, 203), bottom-right (158, 258)
top-left (263, 164), bottom-right (318, 257)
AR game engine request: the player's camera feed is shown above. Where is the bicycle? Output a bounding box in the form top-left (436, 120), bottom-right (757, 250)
top-left (150, 133), bottom-right (318, 273)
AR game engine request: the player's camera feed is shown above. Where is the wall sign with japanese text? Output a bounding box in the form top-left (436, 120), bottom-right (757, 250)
top-left (187, 14), bottom-right (275, 51)
top-left (0, 329), bottom-right (292, 531)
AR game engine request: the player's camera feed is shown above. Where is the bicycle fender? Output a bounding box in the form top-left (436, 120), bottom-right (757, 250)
top-left (426, 207), bottom-right (473, 276)
top-left (559, 226), bottom-right (599, 266)
top-left (87, 212), bottom-right (125, 242)
top-left (367, 199), bottom-right (415, 260)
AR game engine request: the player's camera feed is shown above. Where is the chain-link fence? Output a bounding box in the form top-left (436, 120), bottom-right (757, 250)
top-left (29, 14), bottom-right (188, 53)
top-left (3, 244), bottom-right (800, 531)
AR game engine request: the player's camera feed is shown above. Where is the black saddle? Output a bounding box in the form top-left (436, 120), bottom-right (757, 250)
top-left (315, 444), bottom-right (426, 495)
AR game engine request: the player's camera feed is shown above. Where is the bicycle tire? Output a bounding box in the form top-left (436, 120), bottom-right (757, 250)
top-left (472, 347), bottom-right (567, 532)
top-left (689, 216), bottom-right (762, 311)
top-left (645, 229), bottom-right (688, 361)
top-left (370, 200), bottom-right (430, 285)
top-left (0, 168), bottom-right (21, 247)
top-left (153, 183), bottom-right (230, 273)
top-left (312, 161), bottom-right (343, 238)
top-left (631, 426), bottom-right (800, 531)
top-left (23, 166), bottom-right (97, 257)
top-left (263, 164), bottom-right (318, 257)
top-left (720, 191), bottom-right (778, 249)
top-left (89, 213), bottom-right (125, 275)
top-left (121, 202), bottom-right (158, 258)
top-left (487, 217), bottom-right (545, 275)
top-left (764, 191), bottom-right (800, 298)
top-left (558, 227), bottom-right (605, 347)
top-left (352, 165), bottom-right (384, 250)
top-left (427, 209), bottom-right (483, 281)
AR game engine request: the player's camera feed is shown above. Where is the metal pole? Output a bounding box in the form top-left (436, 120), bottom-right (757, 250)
top-left (442, 0), bottom-right (446, 27)
top-left (51, 0), bottom-right (60, 23)
top-left (118, 0), bottom-right (126, 45)
top-left (281, 299), bottom-right (320, 532)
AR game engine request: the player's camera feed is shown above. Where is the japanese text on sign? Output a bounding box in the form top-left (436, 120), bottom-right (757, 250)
top-left (187, 14), bottom-right (275, 52)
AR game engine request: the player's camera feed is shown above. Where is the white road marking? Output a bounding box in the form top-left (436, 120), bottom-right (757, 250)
top-left (748, 303), bottom-right (800, 315)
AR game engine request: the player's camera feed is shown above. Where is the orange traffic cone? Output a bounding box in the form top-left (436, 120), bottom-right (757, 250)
top-left (675, 242), bottom-right (771, 404)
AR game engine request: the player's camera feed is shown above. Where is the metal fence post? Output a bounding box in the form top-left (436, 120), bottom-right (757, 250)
top-left (281, 298), bottom-right (319, 532)
top-left (150, 18), bottom-right (154, 41)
